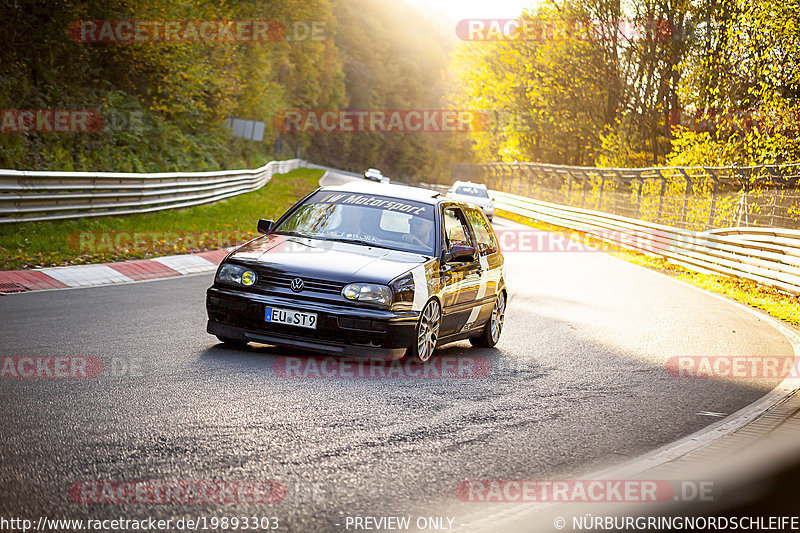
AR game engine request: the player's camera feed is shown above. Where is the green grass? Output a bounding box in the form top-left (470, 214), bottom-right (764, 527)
top-left (497, 209), bottom-right (800, 327)
top-left (0, 168), bottom-right (324, 270)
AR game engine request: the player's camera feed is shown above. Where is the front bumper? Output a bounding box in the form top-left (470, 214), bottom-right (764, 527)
top-left (206, 287), bottom-right (418, 359)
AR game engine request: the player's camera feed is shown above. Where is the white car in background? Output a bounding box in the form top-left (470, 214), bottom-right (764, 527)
top-left (364, 168), bottom-right (390, 183)
top-left (447, 181), bottom-right (494, 221)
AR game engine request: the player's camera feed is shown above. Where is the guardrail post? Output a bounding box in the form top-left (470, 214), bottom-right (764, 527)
top-left (768, 171), bottom-right (780, 227)
top-left (566, 170), bottom-right (574, 205)
top-left (636, 176), bottom-right (644, 219)
top-left (598, 176), bottom-right (606, 210)
top-left (656, 170), bottom-right (666, 223)
top-left (509, 164), bottom-right (518, 195)
top-left (769, 191), bottom-right (776, 227)
top-left (707, 168), bottom-right (720, 229)
top-left (526, 164), bottom-right (534, 198)
top-left (613, 169), bottom-right (625, 216)
top-left (736, 165), bottom-right (750, 227)
top-left (679, 169), bottom-right (693, 229)
top-left (551, 168), bottom-right (560, 204)
top-left (580, 170), bottom-right (588, 208)
top-left (494, 164), bottom-right (501, 190)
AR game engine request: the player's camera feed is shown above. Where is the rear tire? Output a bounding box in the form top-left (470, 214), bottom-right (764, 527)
top-left (470, 291), bottom-right (506, 348)
top-left (216, 336), bottom-right (249, 348)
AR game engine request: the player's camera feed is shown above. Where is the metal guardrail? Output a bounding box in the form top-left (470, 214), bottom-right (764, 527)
top-left (0, 158), bottom-right (307, 223)
top-left (451, 162), bottom-right (800, 231)
top-left (492, 190), bottom-right (800, 295)
top-left (304, 163), bottom-right (363, 180)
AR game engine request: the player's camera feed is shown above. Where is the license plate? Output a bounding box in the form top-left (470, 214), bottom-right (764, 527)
top-left (265, 306), bottom-right (318, 329)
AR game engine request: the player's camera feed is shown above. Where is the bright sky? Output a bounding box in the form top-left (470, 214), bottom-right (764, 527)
top-left (404, 0), bottom-right (539, 23)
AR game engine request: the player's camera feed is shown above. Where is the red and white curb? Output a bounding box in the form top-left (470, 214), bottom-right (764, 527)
top-left (1, 172), bottom-right (340, 295)
top-left (0, 249), bottom-right (230, 294)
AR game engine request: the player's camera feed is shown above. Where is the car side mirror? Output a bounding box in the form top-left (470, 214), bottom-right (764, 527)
top-left (257, 219), bottom-right (274, 234)
top-left (445, 245), bottom-right (476, 263)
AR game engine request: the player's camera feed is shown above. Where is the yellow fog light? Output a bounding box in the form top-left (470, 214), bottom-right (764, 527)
top-left (241, 270), bottom-right (256, 286)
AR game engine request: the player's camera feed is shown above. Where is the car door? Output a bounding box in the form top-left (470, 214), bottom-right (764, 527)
top-left (438, 205), bottom-right (483, 336)
top-left (463, 207), bottom-right (503, 329)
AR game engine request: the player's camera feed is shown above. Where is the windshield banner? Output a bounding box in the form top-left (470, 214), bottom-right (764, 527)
top-left (315, 192), bottom-right (431, 217)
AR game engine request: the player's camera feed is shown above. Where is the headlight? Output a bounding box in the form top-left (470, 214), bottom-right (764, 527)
top-left (342, 283), bottom-right (392, 306)
top-left (217, 263), bottom-right (256, 286)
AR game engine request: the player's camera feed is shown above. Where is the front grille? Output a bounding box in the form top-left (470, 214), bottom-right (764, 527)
top-left (254, 271), bottom-right (345, 295)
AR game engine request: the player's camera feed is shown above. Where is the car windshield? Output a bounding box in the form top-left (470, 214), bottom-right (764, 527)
top-left (274, 190), bottom-right (436, 255)
top-left (454, 185), bottom-right (489, 198)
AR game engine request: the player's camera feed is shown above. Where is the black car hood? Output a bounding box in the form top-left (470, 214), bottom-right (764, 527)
top-left (227, 234), bottom-right (429, 283)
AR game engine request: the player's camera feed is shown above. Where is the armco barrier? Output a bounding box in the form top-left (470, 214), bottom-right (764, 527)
top-left (491, 190), bottom-right (800, 295)
top-left (0, 158), bottom-right (306, 223)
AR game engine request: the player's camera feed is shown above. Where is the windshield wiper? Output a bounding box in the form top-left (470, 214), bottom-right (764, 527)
top-left (315, 236), bottom-right (400, 250)
top-left (274, 231), bottom-right (311, 238)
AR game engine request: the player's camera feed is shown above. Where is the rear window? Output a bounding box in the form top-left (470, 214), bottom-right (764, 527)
top-left (455, 186), bottom-right (489, 198)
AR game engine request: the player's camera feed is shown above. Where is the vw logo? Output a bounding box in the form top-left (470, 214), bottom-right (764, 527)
top-left (290, 278), bottom-right (305, 292)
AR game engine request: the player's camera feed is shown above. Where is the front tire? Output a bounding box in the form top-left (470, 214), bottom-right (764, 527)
top-left (470, 291), bottom-right (506, 348)
top-left (408, 299), bottom-right (441, 363)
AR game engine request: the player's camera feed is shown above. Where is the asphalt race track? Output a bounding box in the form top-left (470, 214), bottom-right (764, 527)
top-left (0, 176), bottom-right (794, 532)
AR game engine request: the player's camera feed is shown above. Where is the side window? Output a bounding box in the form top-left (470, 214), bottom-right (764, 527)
top-left (443, 207), bottom-right (473, 251)
top-left (465, 208), bottom-right (497, 255)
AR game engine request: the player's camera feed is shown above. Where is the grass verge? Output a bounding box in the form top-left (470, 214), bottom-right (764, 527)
top-left (0, 168), bottom-right (324, 271)
top-left (498, 209), bottom-right (800, 327)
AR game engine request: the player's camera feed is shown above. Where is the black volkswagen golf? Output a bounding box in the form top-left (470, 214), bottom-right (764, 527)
top-left (206, 182), bottom-right (507, 362)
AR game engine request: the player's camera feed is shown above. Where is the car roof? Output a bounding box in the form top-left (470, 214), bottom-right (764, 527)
top-left (321, 181), bottom-right (443, 205)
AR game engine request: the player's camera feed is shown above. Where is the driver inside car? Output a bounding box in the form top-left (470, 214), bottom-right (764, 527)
top-left (403, 216), bottom-right (434, 251)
